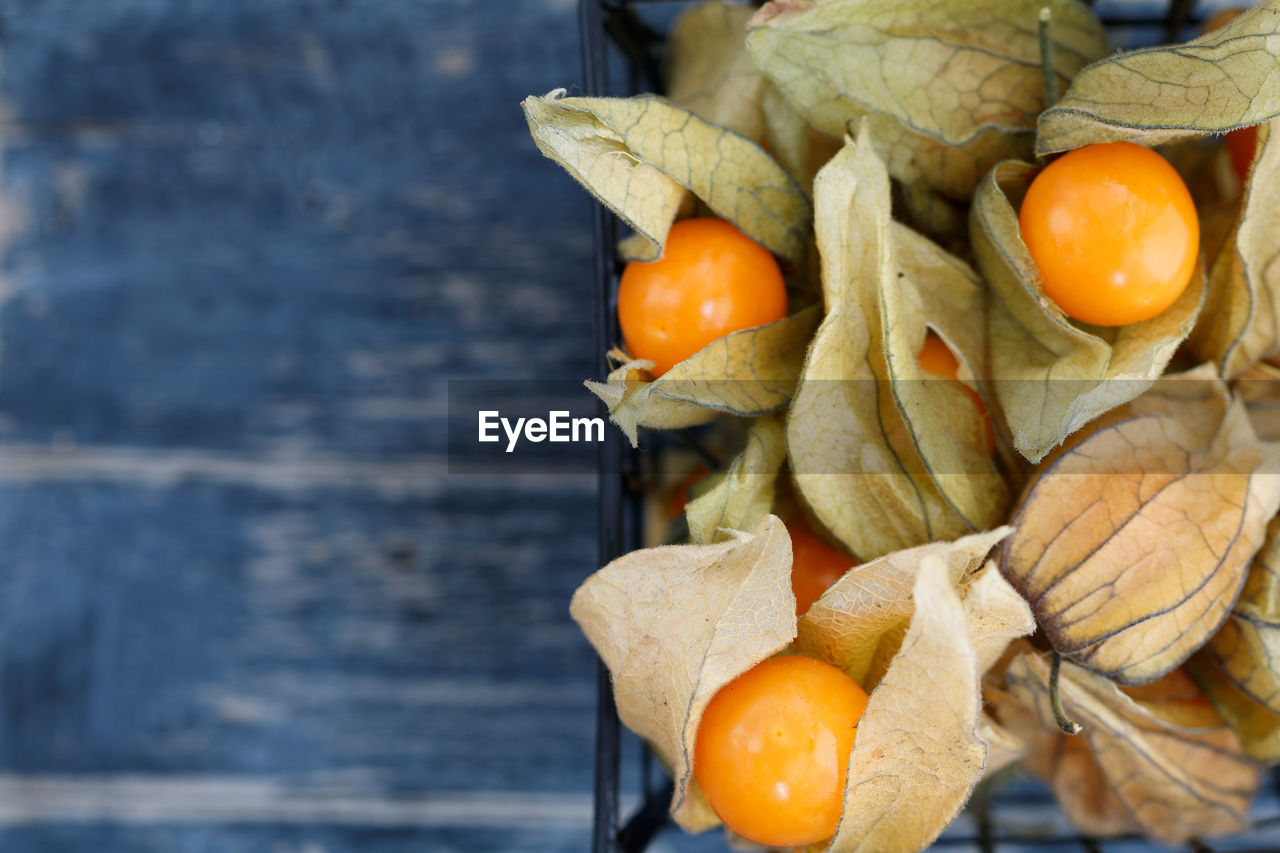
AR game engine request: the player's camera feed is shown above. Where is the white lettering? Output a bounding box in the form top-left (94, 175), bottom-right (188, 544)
top-left (484, 411), bottom-right (606, 452)
top-left (502, 417), bottom-right (526, 453)
top-left (478, 411), bottom-right (500, 443)
top-left (549, 411), bottom-right (571, 442)
top-left (573, 416), bottom-right (604, 442)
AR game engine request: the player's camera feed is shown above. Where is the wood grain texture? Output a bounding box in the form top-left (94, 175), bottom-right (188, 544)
top-left (0, 0), bottom-right (610, 850)
top-left (2, 1), bottom-right (1273, 852)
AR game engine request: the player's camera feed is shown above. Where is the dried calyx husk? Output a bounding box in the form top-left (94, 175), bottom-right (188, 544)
top-left (571, 515), bottom-right (797, 832)
top-left (570, 517), bottom-right (1033, 852)
top-left (1188, 118), bottom-right (1280, 377)
top-left (667, 1), bottom-right (769, 145)
top-left (684, 414), bottom-right (787, 545)
top-left (745, 0), bottom-right (1110, 197)
top-left (1037, 2), bottom-right (1280, 155)
top-left (522, 88), bottom-right (819, 445)
top-left (970, 160), bottom-right (1204, 463)
top-left (1190, 516), bottom-right (1280, 763)
top-left (1034, 3), bottom-right (1280, 380)
top-left (668, 0), bottom-right (834, 192)
top-left (797, 527), bottom-right (1015, 688)
top-left (528, 1), bottom-right (1280, 450)
top-left (522, 91), bottom-right (809, 262)
top-left (998, 653), bottom-right (1260, 845)
top-left (537, 1), bottom-right (1280, 848)
top-left (809, 548), bottom-right (1031, 853)
top-left (1000, 369), bottom-right (1280, 686)
top-left (1237, 360), bottom-right (1280, 442)
top-left (789, 123), bottom-right (1008, 562)
top-left (584, 305), bottom-right (819, 447)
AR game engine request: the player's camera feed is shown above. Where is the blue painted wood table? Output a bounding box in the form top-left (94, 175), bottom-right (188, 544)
top-left (0, 1), bottom-right (617, 850)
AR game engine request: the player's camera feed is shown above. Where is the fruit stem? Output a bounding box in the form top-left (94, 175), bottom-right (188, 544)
top-left (1038, 7), bottom-right (1059, 109)
top-left (1049, 652), bottom-right (1082, 735)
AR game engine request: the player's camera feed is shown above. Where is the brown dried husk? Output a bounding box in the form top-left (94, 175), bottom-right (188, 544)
top-left (1000, 370), bottom-right (1280, 685)
top-left (522, 90), bottom-right (810, 261)
top-left (1037, 2), bottom-right (1280, 155)
top-left (1190, 516), bottom-right (1280, 763)
top-left (999, 654), bottom-right (1260, 845)
top-left (789, 124), bottom-right (1008, 562)
top-left (585, 305), bottom-right (820, 446)
top-left (1189, 119), bottom-right (1280, 377)
top-left (572, 518), bottom-right (1033, 850)
top-left (746, 0), bottom-right (1109, 195)
top-left (970, 160), bottom-right (1205, 463)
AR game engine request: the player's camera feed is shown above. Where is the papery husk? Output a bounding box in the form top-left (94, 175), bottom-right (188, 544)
top-left (586, 305), bottom-right (820, 446)
top-left (1037, 1), bottom-right (1280, 155)
top-left (978, 713), bottom-right (1027, 781)
top-left (570, 515), bottom-right (797, 831)
top-left (970, 159), bottom-right (1205, 463)
top-left (575, 512), bottom-right (1035, 848)
top-left (998, 688), bottom-right (1142, 837)
top-left (965, 560), bottom-right (1038, 676)
top-left (1000, 654), bottom-right (1260, 845)
top-left (891, 221), bottom-right (1013, 497)
top-left (797, 527), bottom-right (1013, 687)
top-left (1236, 361), bottom-right (1280, 441)
top-left (807, 550), bottom-right (1034, 852)
top-left (686, 414), bottom-right (787, 544)
top-left (522, 90), bottom-right (810, 261)
top-left (1189, 118), bottom-right (1280, 377)
top-left (668, 1), bottom-right (768, 143)
top-left (1190, 648), bottom-right (1280, 765)
top-left (572, 514), bottom-right (1035, 846)
top-left (616, 189), bottom-right (697, 262)
top-left (1190, 516), bottom-right (1280, 762)
top-left (1000, 370), bottom-right (1280, 685)
top-left (761, 82), bottom-right (842, 193)
top-left (746, 0), bottom-right (1109, 196)
top-left (788, 124), bottom-right (1008, 562)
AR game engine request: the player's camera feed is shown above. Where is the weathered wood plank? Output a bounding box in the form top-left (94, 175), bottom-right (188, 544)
top-left (0, 481), bottom-right (597, 782)
top-left (0, 0), bottom-right (606, 850)
top-left (0, 825), bottom-right (600, 853)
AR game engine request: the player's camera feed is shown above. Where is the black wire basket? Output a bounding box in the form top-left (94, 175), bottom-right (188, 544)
top-left (578, 1), bottom-right (1280, 850)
